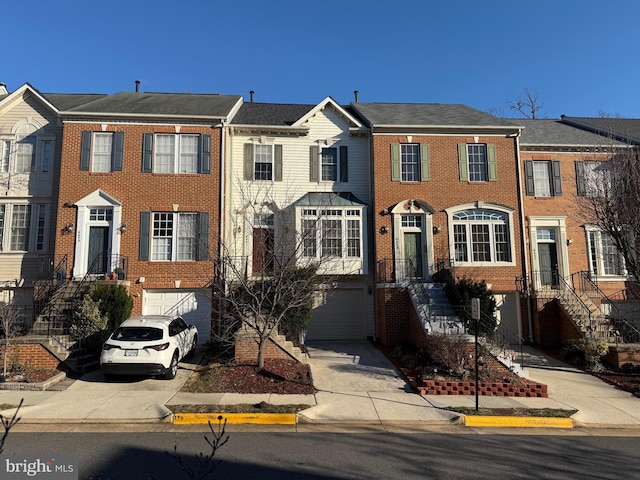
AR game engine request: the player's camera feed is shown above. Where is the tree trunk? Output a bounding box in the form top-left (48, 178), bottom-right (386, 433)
top-left (256, 336), bottom-right (267, 373)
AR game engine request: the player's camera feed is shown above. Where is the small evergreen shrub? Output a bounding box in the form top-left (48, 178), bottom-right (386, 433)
top-left (89, 284), bottom-right (134, 332)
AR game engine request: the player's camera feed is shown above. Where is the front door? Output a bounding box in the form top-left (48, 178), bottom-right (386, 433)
top-left (539, 243), bottom-right (558, 286)
top-left (252, 228), bottom-right (274, 274)
top-left (88, 226), bottom-right (109, 274)
top-left (403, 232), bottom-right (423, 279)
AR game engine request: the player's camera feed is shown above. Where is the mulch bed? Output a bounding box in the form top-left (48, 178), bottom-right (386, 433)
top-left (182, 358), bottom-right (316, 395)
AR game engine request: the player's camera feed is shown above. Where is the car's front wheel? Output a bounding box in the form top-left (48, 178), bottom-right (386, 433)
top-left (163, 352), bottom-right (179, 380)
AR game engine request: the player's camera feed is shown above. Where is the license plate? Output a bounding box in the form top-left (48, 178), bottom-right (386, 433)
top-left (124, 350), bottom-right (138, 357)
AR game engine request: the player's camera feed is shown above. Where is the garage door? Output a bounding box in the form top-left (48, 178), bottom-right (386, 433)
top-left (305, 288), bottom-right (366, 341)
top-left (143, 289), bottom-right (211, 344)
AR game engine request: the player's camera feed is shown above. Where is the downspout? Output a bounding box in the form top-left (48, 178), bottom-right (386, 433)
top-left (514, 129), bottom-right (534, 342)
top-left (217, 119), bottom-right (227, 337)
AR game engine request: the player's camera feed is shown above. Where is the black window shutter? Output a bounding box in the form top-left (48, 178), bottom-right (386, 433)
top-left (112, 132), bottom-right (124, 171)
top-left (80, 131), bottom-right (92, 171)
top-left (274, 145), bottom-right (283, 181)
top-left (339, 146), bottom-right (348, 182)
top-left (197, 212), bottom-right (210, 260)
top-left (142, 133), bottom-right (153, 172)
top-left (575, 161), bottom-right (586, 196)
top-left (243, 143), bottom-right (253, 180)
top-left (552, 160), bottom-right (562, 195)
top-left (525, 161), bottom-right (535, 196)
top-left (139, 212), bottom-right (150, 261)
top-left (199, 134), bottom-right (211, 174)
top-left (310, 146), bottom-right (319, 182)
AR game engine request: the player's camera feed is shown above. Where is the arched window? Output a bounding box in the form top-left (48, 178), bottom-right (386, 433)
top-left (451, 209), bottom-right (511, 263)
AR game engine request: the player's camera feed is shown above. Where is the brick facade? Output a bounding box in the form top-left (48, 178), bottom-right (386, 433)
top-left (55, 122), bottom-right (223, 316)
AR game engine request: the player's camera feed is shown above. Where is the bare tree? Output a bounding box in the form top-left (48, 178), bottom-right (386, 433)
top-left (0, 301), bottom-right (24, 376)
top-left (217, 180), bottom-right (353, 372)
top-left (576, 143), bottom-right (640, 280)
top-left (507, 88), bottom-right (545, 119)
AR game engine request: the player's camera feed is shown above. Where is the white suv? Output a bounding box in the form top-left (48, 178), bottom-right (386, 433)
top-left (100, 315), bottom-right (198, 380)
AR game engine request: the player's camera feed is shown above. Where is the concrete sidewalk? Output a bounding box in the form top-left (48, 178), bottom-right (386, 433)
top-left (0, 342), bottom-right (639, 428)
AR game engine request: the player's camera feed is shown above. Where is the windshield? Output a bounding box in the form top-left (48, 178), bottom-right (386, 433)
top-left (112, 327), bottom-right (163, 342)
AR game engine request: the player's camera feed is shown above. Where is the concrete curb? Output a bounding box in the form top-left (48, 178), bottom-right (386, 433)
top-left (173, 413), bottom-right (297, 425)
top-left (0, 372), bottom-right (67, 391)
top-left (464, 415), bottom-right (574, 428)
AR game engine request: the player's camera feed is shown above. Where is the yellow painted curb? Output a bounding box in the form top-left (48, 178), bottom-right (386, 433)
top-left (465, 415), bottom-right (574, 428)
top-left (173, 413), bottom-right (297, 425)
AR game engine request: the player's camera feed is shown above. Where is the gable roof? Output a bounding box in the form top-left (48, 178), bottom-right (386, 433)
top-left (560, 116), bottom-right (640, 144)
top-left (0, 82), bottom-right (61, 115)
top-left (517, 119), bottom-right (626, 147)
top-left (61, 92), bottom-right (243, 120)
top-left (351, 102), bottom-right (522, 131)
top-left (292, 97), bottom-right (362, 129)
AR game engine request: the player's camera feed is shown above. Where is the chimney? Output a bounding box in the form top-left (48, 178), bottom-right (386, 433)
top-left (354, 90), bottom-right (359, 103)
top-left (135, 80), bottom-right (140, 92)
top-left (249, 90), bottom-right (254, 103)
top-left (0, 83), bottom-right (7, 95)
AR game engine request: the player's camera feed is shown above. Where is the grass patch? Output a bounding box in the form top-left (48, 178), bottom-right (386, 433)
top-left (180, 362), bottom-right (223, 393)
top-left (167, 403), bottom-right (312, 414)
top-left (445, 407), bottom-right (577, 418)
top-left (0, 403), bottom-right (16, 411)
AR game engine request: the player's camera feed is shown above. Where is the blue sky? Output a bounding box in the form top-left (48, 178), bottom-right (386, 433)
top-left (4, 0), bottom-right (640, 118)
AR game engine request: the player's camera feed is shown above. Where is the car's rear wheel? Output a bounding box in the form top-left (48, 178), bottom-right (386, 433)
top-left (163, 352), bottom-right (179, 380)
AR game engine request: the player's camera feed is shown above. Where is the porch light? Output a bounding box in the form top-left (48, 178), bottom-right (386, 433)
top-left (62, 223), bottom-right (74, 234)
top-left (379, 226), bottom-right (389, 234)
top-left (118, 222), bottom-right (127, 233)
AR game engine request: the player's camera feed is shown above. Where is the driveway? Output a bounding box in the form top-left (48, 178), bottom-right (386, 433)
top-left (0, 351), bottom-right (201, 422)
top-left (300, 341), bottom-right (458, 424)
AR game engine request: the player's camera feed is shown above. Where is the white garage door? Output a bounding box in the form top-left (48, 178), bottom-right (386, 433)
top-left (305, 288), bottom-right (366, 341)
top-left (143, 289), bottom-right (211, 344)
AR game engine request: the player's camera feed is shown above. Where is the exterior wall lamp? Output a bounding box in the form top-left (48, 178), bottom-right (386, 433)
top-left (62, 223), bottom-right (74, 234)
top-left (118, 223), bottom-right (127, 233)
top-left (379, 226), bottom-right (389, 234)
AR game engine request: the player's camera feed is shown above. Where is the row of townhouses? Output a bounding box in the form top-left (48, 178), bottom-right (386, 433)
top-left (1, 82), bottom-right (638, 362)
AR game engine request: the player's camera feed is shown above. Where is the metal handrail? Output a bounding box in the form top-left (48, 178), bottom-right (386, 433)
top-left (572, 270), bottom-right (621, 318)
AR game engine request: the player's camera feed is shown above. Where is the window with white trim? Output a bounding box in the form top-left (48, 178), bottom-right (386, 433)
top-left (254, 144), bottom-right (273, 180)
top-left (15, 135), bottom-right (35, 174)
top-left (0, 204), bottom-right (32, 252)
top-left (92, 133), bottom-right (113, 172)
top-left (301, 207), bottom-right (362, 259)
top-left (401, 144), bottom-right (420, 181)
top-left (587, 229), bottom-right (626, 277)
top-left (467, 144), bottom-right (487, 182)
top-left (151, 212), bottom-right (198, 261)
top-left (1, 140), bottom-right (10, 173)
top-left (321, 148), bottom-right (337, 181)
top-left (452, 209), bottom-right (511, 263)
top-left (577, 161), bottom-right (613, 197)
top-left (155, 134), bottom-right (199, 174)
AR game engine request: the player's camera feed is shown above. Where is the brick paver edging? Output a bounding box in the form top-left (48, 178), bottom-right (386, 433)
top-left (417, 379), bottom-right (548, 397)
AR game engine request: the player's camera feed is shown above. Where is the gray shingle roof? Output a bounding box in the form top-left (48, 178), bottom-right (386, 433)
top-left (561, 116), bottom-right (640, 144)
top-left (42, 94), bottom-right (109, 111)
top-left (351, 103), bottom-right (521, 128)
top-left (231, 102), bottom-right (315, 126)
top-left (517, 119), bottom-right (626, 146)
top-left (60, 92), bottom-right (242, 118)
